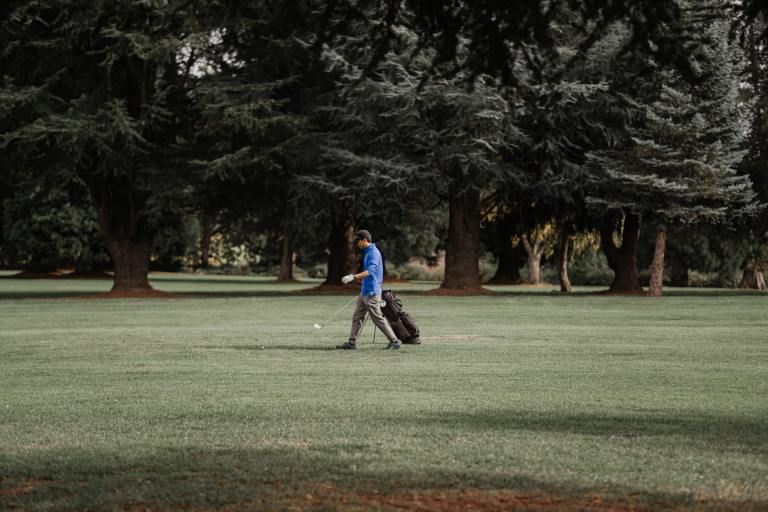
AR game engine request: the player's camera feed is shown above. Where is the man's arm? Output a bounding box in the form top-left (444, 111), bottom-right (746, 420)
top-left (364, 250), bottom-right (381, 279)
top-left (342, 250), bottom-right (378, 284)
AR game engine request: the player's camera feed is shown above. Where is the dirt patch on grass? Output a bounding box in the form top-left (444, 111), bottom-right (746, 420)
top-left (4, 269), bottom-right (112, 279)
top-left (274, 489), bottom-right (636, 511)
top-left (363, 491), bottom-right (635, 511)
top-left (59, 271), bottom-right (113, 280)
top-left (4, 271), bottom-right (62, 279)
top-left (590, 289), bottom-right (650, 297)
top-left (0, 478), bottom-right (49, 498)
top-left (422, 286), bottom-right (495, 296)
top-left (276, 484), bottom-right (766, 511)
top-left (486, 282), bottom-right (554, 288)
top-left (484, 278), bottom-right (527, 285)
top-left (233, 483), bottom-right (754, 512)
top-left (79, 289), bottom-right (176, 299)
top-left (26, 479), bottom-right (765, 511)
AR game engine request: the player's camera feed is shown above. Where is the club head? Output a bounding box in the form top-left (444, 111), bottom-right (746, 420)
top-left (313, 323), bottom-right (322, 330)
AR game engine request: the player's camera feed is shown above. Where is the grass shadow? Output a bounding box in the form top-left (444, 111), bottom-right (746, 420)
top-left (397, 409), bottom-right (768, 451)
top-left (1, 445), bottom-right (763, 511)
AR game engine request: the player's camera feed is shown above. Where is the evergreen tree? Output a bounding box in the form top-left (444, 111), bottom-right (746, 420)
top-left (0, 0), bottom-right (201, 293)
top-left (184, 1), bottom-right (315, 276)
top-left (587, 25), bottom-right (758, 295)
top-left (332, 0), bottom-right (699, 84)
top-left (321, 25), bottom-right (522, 291)
top-left (484, 12), bottom-right (630, 291)
top-left (737, 18), bottom-right (768, 290)
top-left (481, 208), bottom-right (526, 285)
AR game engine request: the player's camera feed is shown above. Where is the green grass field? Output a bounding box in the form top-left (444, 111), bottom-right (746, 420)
top-left (1, 274), bottom-right (767, 511)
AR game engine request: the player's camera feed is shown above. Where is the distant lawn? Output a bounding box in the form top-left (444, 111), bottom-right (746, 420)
top-left (0, 275), bottom-right (766, 511)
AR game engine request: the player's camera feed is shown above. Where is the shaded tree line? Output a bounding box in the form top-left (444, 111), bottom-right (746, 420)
top-left (1, 0), bottom-right (766, 295)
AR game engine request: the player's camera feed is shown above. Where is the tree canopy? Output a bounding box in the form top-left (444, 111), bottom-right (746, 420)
top-left (1, 0), bottom-right (765, 294)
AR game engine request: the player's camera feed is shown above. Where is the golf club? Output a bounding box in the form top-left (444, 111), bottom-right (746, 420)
top-left (312, 295), bottom-right (359, 330)
top-left (356, 313), bottom-right (375, 344)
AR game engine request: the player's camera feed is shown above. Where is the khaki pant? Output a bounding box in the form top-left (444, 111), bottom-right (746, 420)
top-left (348, 294), bottom-right (397, 343)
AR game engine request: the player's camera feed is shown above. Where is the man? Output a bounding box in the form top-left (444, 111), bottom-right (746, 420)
top-left (336, 230), bottom-right (402, 350)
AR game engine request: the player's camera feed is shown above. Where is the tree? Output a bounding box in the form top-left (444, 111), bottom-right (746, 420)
top-left (322, 25), bottom-right (522, 291)
top-left (347, 0), bottom-right (710, 88)
top-left (0, 161), bottom-right (10, 268)
top-left (520, 227), bottom-right (555, 285)
top-left (484, 11), bottom-right (628, 292)
top-left (588, 61), bottom-right (757, 296)
top-left (184, 1), bottom-right (316, 279)
top-left (481, 207), bottom-right (526, 284)
top-left (0, 0), bottom-right (201, 293)
top-left (737, 18), bottom-right (768, 290)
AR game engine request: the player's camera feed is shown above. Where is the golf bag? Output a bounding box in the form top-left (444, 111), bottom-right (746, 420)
top-left (381, 289), bottom-right (421, 344)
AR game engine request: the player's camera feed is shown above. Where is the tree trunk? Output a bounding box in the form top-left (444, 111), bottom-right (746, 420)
top-left (526, 251), bottom-right (542, 284)
top-left (648, 223), bottom-right (667, 297)
top-left (105, 239), bottom-right (152, 292)
top-left (601, 211), bottom-right (642, 292)
top-left (441, 190), bottom-right (481, 290)
top-left (486, 212), bottom-right (523, 284)
top-left (488, 247), bottom-right (523, 284)
top-left (739, 266), bottom-right (767, 290)
top-left (558, 230), bottom-right (572, 293)
top-left (669, 257), bottom-right (689, 287)
top-left (323, 206), bottom-right (356, 286)
top-left (521, 233), bottom-right (545, 285)
top-left (277, 234), bottom-right (295, 282)
top-left (90, 178), bottom-right (154, 293)
top-left (199, 217), bottom-right (213, 269)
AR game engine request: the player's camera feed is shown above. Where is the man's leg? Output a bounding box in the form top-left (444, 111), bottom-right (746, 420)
top-left (363, 295), bottom-right (399, 345)
top-left (346, 296), bottom-right (368, 344)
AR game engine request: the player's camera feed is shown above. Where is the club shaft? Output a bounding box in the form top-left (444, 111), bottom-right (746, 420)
top-left (321, 295), bottom-right (358, 326)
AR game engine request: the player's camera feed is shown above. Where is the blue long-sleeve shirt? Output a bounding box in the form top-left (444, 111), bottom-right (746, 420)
top-left (360, 243), bottom-right (383, 296)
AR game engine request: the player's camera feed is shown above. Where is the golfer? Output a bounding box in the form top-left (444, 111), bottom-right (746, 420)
top-left (336, 230), bottom-right (402, 350)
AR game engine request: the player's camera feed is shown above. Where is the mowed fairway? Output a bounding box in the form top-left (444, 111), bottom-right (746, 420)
top-left (1, 275), bottom-right (767, 511)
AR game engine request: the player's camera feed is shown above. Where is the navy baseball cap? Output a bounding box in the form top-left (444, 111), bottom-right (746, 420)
top-left (353, 229), bottom-right (372, 242)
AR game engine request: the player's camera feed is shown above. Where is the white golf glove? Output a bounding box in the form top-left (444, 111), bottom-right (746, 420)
top-left (341, 274), bottom-right (355, 285)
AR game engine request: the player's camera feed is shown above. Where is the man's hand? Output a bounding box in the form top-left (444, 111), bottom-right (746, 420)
top-left (341, 274), bottom-right (355, 285)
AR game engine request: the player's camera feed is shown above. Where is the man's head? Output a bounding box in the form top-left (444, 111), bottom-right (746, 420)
top-left (353, 229), bottom-right (372, 250)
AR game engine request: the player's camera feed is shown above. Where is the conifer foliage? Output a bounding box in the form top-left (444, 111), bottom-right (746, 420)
top-left (1, 0), bottom-right (201, 292)
top-left (0, 1), bottom-right (765, 293)
top-left (322, 25), bottom-right (522, 290)
top-left (587, 18), bottom-right (758, 295)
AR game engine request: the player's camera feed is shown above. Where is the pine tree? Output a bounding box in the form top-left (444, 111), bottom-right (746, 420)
top-left (336, 0), bottom-right (699, 85)
top-left (587, 19), bottom-right (758, 295)
top-left (483, 9), bottom-right (631, 292)
top-left (319, 24), bottom-right (522, 292)
top-left (185, 1), bottom-right (312, 278)
top-left (737, 16), bottom-right (768, 290)
top-left (0, 0), bottom-right (201, 293)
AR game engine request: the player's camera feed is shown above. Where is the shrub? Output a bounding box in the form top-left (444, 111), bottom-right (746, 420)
top-left (388, 263), bottom-right (443, 281)
top-left (566, 247), bottom-right (614, 286)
